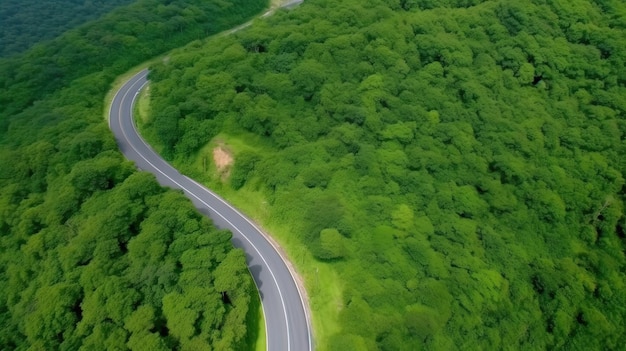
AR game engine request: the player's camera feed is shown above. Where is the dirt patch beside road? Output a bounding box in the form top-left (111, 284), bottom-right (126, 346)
top-left (213, 145), bottom-right (233, 178)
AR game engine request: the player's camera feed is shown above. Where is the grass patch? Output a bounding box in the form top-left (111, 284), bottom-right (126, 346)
top-left (133, 83), bottom-right (165, 155)
top-left (245, 289), bottom-right (266, 351)
top-left (135, 84), bottom-right (151, 124)
top-left (103, 55), bottom-right (164, 123)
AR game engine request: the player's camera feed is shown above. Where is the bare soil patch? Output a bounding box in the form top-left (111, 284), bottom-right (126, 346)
top-left (213, 145), bottom-right (233, 177)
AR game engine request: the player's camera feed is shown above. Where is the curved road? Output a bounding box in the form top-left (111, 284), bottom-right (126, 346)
top-left (109, 69), bottom-right (312, 351)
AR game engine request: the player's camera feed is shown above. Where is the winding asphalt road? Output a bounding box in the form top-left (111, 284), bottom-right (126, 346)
top-left (109, 69), bottom-right (312, 351)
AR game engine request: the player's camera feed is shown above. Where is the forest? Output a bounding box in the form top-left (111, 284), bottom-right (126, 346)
top-left (141, 0), bottom-right (626, 349)
top-left (0, 0), bottom-right (267, 349)
top-left (0, 0), bottom-right (134, 57)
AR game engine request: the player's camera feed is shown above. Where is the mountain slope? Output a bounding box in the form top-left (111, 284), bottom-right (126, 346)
top-left (0, 0), bottom-right (268, 349)
top-left (142, 0), bottom-right (626, 349)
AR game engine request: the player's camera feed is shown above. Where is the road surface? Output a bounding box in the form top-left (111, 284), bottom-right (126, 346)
top-left (109, 69), bottom-right (312, 351)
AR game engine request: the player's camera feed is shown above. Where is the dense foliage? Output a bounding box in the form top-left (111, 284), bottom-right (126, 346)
top-left (0, 0), bottom-right (267, 127)
top-left (0, 0), bottom-right (133, 57)
top-left (0, 0), bottom-right (267, 349)
top-left (145, 0), bottom-right (626, 349)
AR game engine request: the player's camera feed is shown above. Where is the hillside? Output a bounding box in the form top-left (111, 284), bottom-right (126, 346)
top-left (142, 0), bottom-right (626, 349)
top-left (0, 0), bottom-right (267, 349)
top-left (0, 0), bottom-right (134, 57)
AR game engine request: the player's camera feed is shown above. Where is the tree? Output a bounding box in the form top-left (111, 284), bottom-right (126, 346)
top-left (316, 228), bottom-right (347, 260)
top-left (153, 105), bottom-right (181, 154)
top-left (230, 150), bottom-right (260, 190)
top-left (289, 59), bottom-right (328, 101)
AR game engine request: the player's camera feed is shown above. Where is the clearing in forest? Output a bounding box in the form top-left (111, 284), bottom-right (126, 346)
top-left (213, 145), bottom-right (233, 177)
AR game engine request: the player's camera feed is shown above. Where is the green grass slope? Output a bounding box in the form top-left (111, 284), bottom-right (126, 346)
top-left (142, 0), bottom-right (626, 349)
